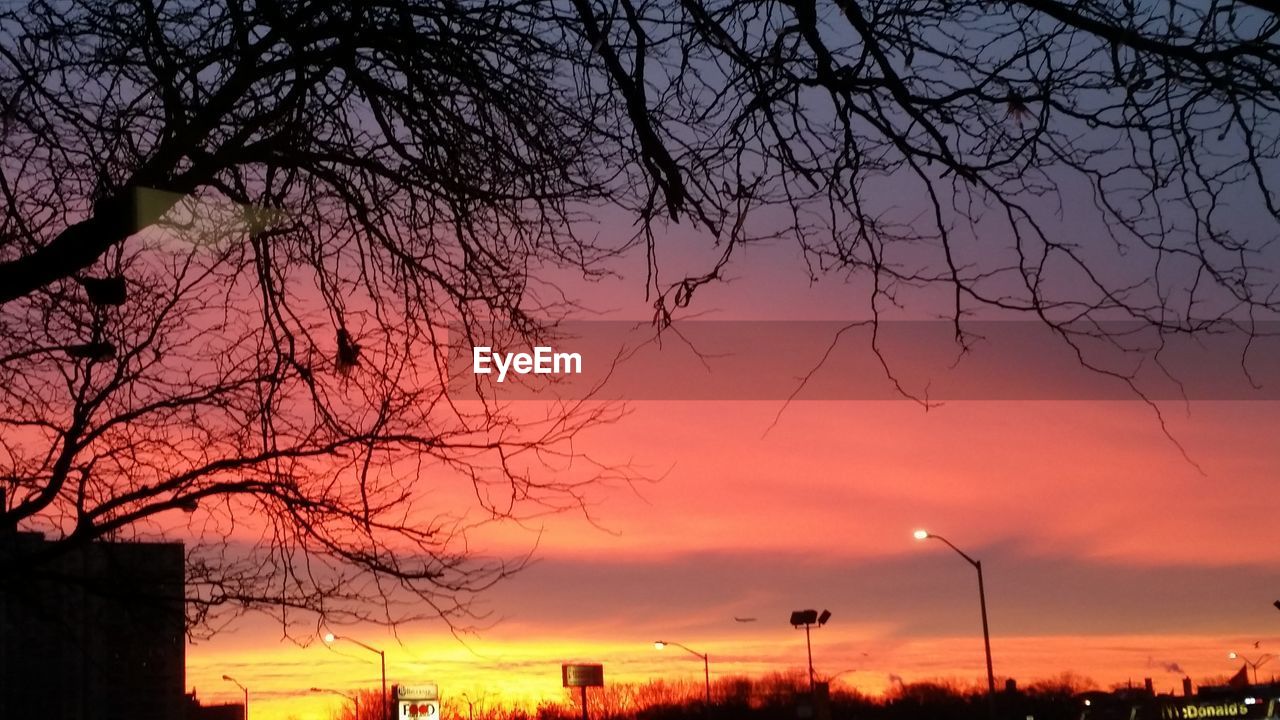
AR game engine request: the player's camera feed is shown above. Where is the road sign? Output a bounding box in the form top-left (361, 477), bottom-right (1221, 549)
top-left (399, 700), bottom-right (439, 719)
top-left (561, 664), bottom-right (604, 720)
top-left (562, 663), bottom-right (604, 688)
top-left (396, 685), bottom-right (439, 701)
top-left (395, 683), bottom-right (440, 719)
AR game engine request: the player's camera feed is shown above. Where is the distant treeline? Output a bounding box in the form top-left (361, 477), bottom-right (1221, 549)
top-left (324, 672), bottom-right (1244, 720)
top-left (538, 671), bottom-right (1091, 720)
top-left (325, 671), bottom-right (1152, 720)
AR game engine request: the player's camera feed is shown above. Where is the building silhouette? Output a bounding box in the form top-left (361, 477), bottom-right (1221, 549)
top-left (185, 692), bottom-right (246, 720)
top-left (0, 531), bottom-right (185, 720)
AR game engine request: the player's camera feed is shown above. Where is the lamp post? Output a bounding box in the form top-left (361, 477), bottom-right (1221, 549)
top-left (222, 675), bottom-right (249, 720)
top-left (789, 609), bottom-right (831, 692)
top-left (824, 669), bottom-right (859, 685)
top-left (914, 530), bottom-right (995, 719)
top-left (311, 687), bottom-right (359, 718)
top-left (324, 632), bottom-right (387, 720)
top-left (1228, 651), bottom-right (1274, 684)
top-left (654, 640), bottom-right (712, 706)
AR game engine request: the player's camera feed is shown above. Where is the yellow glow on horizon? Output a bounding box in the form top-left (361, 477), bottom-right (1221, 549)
top-left (178, 400), bottom-right (1280, 720)
top-left (186, 630), bottom-right (1270, 720)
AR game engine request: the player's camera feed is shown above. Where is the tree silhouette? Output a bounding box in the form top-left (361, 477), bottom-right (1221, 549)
top-left (362, 674), bottom-right (1108, 720)
top-left (0, 0), bottom-right (629, 636)
top-left (574, 1), bottom-right (1280, 343)
top-left (3, 0), bottom-right (1279, 636)
top-left (597, 2), bottom-right (1280, 414)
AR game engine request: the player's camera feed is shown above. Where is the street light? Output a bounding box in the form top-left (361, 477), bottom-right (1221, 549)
top-left (1228, 651), bottom-right (1274, 684)
top-left (654, 640), bottom-right (712, 706)
top-left (789, 608), bottom-right (831, 691)
top-left (820, 668), bottom-right (860, 692)
top-left (311, 687), bottom-right (359, 718)
top-left (324, 632), bottom-right (387, 720)
top-left (222, 675), bottom-right (249, 720)
top-left (914, 529), bottom-right (995, 719)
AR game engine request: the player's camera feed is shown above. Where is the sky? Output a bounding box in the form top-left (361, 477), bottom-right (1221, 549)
top-left (184, 241), bottom-right (1280, 720)
top-left (3, 6), bottom-right (1278, 720)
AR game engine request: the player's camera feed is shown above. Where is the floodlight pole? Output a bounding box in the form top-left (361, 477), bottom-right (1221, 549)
top-left (790, 610), bottom-right (827, 693)
top-left (804, 622), bottom-right (815, 691)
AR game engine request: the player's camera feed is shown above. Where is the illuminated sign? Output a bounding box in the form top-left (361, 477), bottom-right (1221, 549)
top-left (395, 683), bottom-right (440, 720)
top-left (396, 685), bottom-right (439, 701)
top-left (1161, 702), bottom-right (1269, 720)
top-left (1181, 704), bottom-right (1250, 719)
top-left (562, 663), bottom-right (604, 687)
top-left (399, 700), bottom-right (439, 719)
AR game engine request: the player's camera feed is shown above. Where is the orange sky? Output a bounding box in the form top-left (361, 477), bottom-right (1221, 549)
top-left (176, 231), bottom-right (1280, 720)
top-left (186, 398), bottom-right (1280, 719)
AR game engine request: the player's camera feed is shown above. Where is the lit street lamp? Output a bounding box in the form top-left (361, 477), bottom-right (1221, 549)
top-left (789, 608), bottom-right (831, 691)
top-left (1228, 651), bottom-right (1274, 685)
top-left (914, 529), bottom-right (995, 719)
top-left (311, 687), bottom-right (359, 718)
top-left (654, 640), bottom-right (712, 706)
top-left (324, 632), bottom-right (387, 720)
top-left (222, 675), bottom-right (249, 720)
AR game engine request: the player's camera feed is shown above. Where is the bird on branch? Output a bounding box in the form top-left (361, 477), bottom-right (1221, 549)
top-left (336, 328), bottom-right (361, 374)
top-left (77, 275), bottom-right (126, 306)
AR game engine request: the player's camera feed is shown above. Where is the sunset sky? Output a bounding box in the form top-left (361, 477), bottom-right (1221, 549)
top-left (5, 5), bottom-right (1280, 720)
top-left (184, 245), bottom-right (1280, 720)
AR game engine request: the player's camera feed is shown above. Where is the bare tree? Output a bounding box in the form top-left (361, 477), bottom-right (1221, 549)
top-left (3, 0), bottom-right (1279, 636)
top-left (568, 0), bottom-right (1280, 391)
top-left (0, 0), bottom-right (629, 636)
